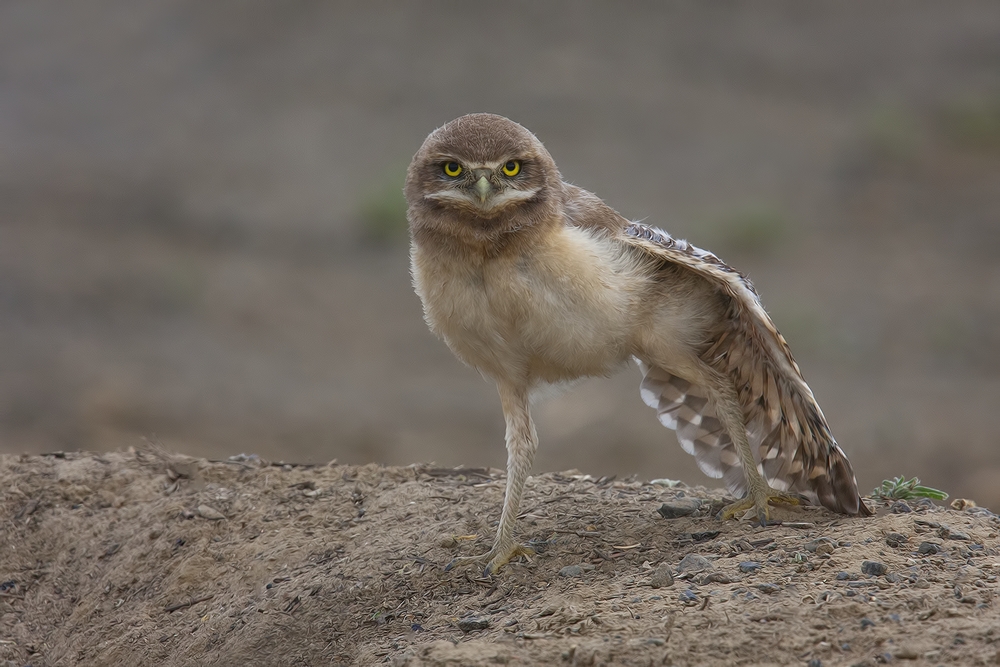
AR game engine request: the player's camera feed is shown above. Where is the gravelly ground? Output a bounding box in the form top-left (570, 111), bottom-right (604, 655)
top-left (3, 449), bottom-right (999, 666)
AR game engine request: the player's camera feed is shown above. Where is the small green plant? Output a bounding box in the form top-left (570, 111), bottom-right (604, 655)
top-left (871, 476), bottom-right (948, 502)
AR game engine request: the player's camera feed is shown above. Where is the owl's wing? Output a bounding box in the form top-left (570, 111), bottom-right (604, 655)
top-left (619, 221), bottom-right (871, 516)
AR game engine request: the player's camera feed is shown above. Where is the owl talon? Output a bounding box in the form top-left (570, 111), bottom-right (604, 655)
top-left (484, 544), bottom-right (534, 575)
top-left (444, 542), bottom-right (535, 575)
top-left (719, 487), bottom-right (801, 524)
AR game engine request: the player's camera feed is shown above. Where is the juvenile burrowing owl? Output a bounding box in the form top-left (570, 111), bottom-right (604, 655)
top-left (406, 113), bottom-right (871, 575)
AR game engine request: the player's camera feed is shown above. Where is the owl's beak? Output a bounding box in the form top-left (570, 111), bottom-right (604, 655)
top-left (474, 175), bottom-right (492, 203)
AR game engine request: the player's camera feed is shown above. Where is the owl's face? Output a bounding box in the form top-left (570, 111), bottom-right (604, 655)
top-left (406, 114), bottom-right (560, 241)
top-left (422, 155), bottom-right (537, 217)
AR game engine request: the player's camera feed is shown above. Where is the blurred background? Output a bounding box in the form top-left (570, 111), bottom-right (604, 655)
top-left (2, 2), bottom-right (999, 507)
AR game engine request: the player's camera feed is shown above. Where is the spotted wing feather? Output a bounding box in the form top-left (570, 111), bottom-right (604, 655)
top-left (623, 222), bottom-right (871, 516)
top-left (636, 361), bottom-right (750, 495)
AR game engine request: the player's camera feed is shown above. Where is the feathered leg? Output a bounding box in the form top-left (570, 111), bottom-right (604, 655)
top-left (445, 383), bottom-right (537, 575)
top-left (699, 366), bottom-right (800, 523)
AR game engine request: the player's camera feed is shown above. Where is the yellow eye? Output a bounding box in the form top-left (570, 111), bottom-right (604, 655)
top-left (443, 161), bottom-right (463, 177)
top-left (502, 160), bottom-right (521, 177)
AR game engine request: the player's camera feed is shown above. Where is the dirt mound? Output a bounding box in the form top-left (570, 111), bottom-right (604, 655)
top-left (2, 449), bottom-right (998, 666)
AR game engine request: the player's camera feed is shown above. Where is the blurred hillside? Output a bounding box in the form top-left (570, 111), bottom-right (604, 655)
top-left (1, 2), bottom-right (999, 506)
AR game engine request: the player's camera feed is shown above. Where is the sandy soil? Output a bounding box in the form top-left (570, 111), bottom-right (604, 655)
top-left (3, 448), bottom-right (999, 666)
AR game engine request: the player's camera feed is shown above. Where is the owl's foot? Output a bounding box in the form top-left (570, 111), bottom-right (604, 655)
top-left (719, 486), bottom-right (800, 525)
top-left (444, 541), bottom-right (535, 576)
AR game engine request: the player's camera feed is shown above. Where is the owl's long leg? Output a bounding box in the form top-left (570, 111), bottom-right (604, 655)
top-left (695, 365), bottom-right (800, 524)
top-left (445, 383), bottom-right (537, 575)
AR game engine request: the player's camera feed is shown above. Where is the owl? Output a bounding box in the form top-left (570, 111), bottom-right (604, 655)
top-left (405, 113), bottom-right (870, 575)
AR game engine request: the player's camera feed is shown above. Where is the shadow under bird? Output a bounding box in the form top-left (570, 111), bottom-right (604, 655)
top-left (405, 113), bottom-right (871, 575)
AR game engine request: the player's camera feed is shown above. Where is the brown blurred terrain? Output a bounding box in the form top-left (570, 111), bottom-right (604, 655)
top-left (3, 450), bottom-right (999, 666)
top-left (1, 2), bottom-right (999, 505)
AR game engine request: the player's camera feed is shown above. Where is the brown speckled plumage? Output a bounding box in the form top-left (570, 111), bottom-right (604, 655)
top-left (406, 113), bottom-right (870, 574)
top-left (623, 222), bottom-right (870, 516)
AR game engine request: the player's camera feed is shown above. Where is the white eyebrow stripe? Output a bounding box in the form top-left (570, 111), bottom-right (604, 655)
top-left (424, 190), bottom-right (471, 204)
top-left (424, 187), bottom-right (540, 211)
top-left (485, 188), bottom-right (539, 209)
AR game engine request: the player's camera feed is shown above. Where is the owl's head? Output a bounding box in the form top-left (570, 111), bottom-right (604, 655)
top-left (406, 114), bottom-right (560, 244)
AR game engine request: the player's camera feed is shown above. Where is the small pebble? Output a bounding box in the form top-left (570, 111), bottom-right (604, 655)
top-left (677, 554), bottom-right (712, 573)
top-left (756, 583), bottom-right (781, 595)
top-left (196, 505), bottom-right (226, 521)
top-left (836, 571), bottom-right (859, 581)
top-left (939, 526), bottom-right (970, 541)
top-left (656, 498), bottom-right (701, 518)
top-left (738, 561), bottom-right (761, 573)
top-left (862, 560), bottom-right (888, 577)
top-left (701, 572), bottom-right (735, 585)
top-left (804, 538), bottom-right (836, 555)
top-left (808, 660), bottom-right (822, 667)
top-left (679, 589), bottom-right (699, 604)
top-left (917, 541), bottom-right (942, 555)
top-left (860, 617), bottom-right (875, 629)
top-left (650, 564), bottom-right (674, 588)
top-left (456, 616), bottom-right (490, 632)
top-left (889, 500), bottom-right (913, 514)
top-left (885, 533), bottom-right (909, 548)
top-left (690, 530), bottom-right (721, 542)
top-left (559, 565), bottom-right (583, 578)
top-left (731, 538), bottom-right (753, 552)
top-left (893, 647), bottom-right (919, 659)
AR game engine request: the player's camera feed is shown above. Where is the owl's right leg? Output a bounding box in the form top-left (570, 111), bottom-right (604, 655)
top-left (445, 383), bottom-right (537, 576)
top-left (696, 365), bottom-right (799, 523)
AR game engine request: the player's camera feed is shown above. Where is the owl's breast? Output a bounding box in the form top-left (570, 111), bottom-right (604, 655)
top-left (412, 225), bottom-right (648, 383)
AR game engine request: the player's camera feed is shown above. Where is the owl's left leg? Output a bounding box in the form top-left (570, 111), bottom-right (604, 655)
top-left (445, 383), bottom-right (537, 575)
top-left (697, 366), bottom-right (800, 523)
